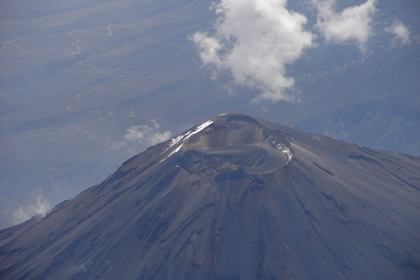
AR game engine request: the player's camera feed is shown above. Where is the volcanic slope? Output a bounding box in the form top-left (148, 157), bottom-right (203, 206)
top-left (1, 113), bottom-right (419, 280)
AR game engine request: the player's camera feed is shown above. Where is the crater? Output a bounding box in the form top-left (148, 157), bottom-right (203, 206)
top-left (166, 114), bottom-right (293, 175)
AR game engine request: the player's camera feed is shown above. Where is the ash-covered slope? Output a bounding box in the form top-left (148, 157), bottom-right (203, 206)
top-left (1, 113), bottom-right (419, 280)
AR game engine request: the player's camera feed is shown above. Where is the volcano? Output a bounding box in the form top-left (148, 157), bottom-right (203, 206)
top-left (1, 113), bottom-right (419, 279)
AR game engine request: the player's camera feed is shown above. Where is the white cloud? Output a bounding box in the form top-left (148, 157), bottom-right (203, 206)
top-left (385, 20), bottom-right (410, 46)
top-left (313, 0), bottom-right (377, 51)
top-left (191, 0), bottom-right (314, 102)
top-left (124, 120), bottom-right (171, 146)
top-left (13, 193), bottom-right (51, 224)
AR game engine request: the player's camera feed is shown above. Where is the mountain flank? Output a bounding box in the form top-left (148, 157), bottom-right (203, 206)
top-left (1, 113), bottom-right (419, 279)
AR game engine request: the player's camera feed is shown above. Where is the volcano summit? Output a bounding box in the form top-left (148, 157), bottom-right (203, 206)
top-left (1, 113), bottom-right (419, 279)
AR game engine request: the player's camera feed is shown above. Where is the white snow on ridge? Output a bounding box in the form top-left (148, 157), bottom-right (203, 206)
top-left (160, 119), bottom-right (215, 161)
top-left (277, 143), bottom-right (293, 163)
top-left (272, 140), bottom-right (293, 164)
top-left (167, 135), bottom-right (184, 150)
top-left (167, 143), bottom-right (184, 158)
top-left (186, 120), bottom-right (214, 140)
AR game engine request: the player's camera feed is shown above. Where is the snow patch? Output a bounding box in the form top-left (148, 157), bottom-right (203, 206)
top-left (160, 119), bottom-right (214, 161)
top-left (272, 140), bottom-right (293, 164)
top-left (167, 143), bottom-right (184, 158)
top-left (278, 144), bottom-right (293, 163)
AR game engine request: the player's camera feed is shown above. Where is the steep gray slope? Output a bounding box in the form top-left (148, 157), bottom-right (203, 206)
top-left (0, 113), bottom-right (419, 279)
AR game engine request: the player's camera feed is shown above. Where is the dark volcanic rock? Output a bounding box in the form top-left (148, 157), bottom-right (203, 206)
top-left (1, 113), bottom-right (419, 279)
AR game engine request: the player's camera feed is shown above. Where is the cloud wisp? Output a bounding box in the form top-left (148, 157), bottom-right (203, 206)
top-left (13, 193), bottom-right (51, 224)
top-left (192, 0), bottom-right (411, 102)
top-left (312, 0), bottom-right (377, 51)
top-left (385, 20), bottom-right (411, 46)
top-left (192, 0), bottom-right (314, 102)
top-left (124, 120), bottom-right (171, 146)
